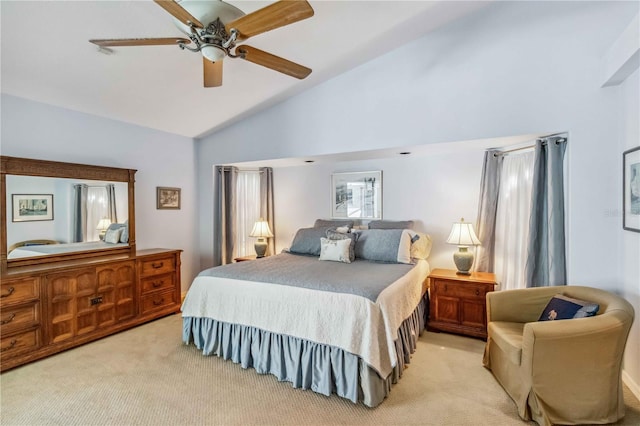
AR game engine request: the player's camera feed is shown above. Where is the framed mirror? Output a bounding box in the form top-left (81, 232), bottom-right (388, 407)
top-left (331, 171), bottom-right (382, 219)
top-left (1, 156), bottom-right (136, 270)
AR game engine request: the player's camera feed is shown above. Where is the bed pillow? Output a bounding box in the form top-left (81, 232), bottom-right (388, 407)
top-left (538, 295), bottom-right (600, 321)
top-left (313, 219), bottom-right (355, 229)
top-left (289, 227), bottom-right (331, 256)
top-left (319, 238), bottom-right (352, 264)
top-left (408, 231), bottom-right (433, 260)
top-left (353, 229), bottom-right (413, 264)
top-left (368, 220), bottom-right (414, 230)
top-left (104, 227), bottom-right (123, 244)
top-left (326, 228), bottom-right (358, 262)
top-left (120, 220), bottom-right (129, 243)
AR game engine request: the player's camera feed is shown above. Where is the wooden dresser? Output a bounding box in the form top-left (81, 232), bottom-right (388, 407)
top-left (0, 249), bottom-right (181, 372)
top-left (427, 268), bottom-right (497, 339)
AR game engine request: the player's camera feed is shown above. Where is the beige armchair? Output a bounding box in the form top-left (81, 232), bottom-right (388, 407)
top-left (483, 286), bottom-right (634, 426)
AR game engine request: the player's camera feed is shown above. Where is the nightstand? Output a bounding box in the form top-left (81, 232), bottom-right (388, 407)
top-left (427, 268), bottom-right (497, 340)
top-left (234, 255), bottom-right (257, 262)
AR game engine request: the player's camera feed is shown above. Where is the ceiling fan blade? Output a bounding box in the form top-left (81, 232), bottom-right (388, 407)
top-left (225, 0), bottom-right (314, 41)
top-left (237, 45), bottom-right (311, 79)
top-left (89, 38), bottom-right (191, 47)
top-left (203, 58), bottom-right (223, 87)
top-left (154, 0), bottom-right (204, 28)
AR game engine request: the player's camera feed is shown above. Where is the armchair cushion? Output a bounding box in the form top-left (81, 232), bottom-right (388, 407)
top-left (488, 321), bottom-right (524, 365)
top-left (537, 294), bottom-right (599, 321)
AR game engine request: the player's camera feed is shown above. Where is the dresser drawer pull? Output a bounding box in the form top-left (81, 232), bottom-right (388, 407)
top-left (475, 289), bottom-right (480, 296)
top-left (153, 298), bottom-right (165, 306)
top-left (151, 262), bottom-right (164, 269)
top-left (152, 280), bottom-right (164, 288)
top-left (1, 313), bottom-right (16, 325)
top-left (1, 287), bottom-right (15, 298)
top-left (1, 339), bottom-right (17, 352)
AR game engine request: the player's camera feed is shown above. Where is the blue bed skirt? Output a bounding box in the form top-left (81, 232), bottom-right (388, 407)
top-left (183, 292), bottom-right (429, 407)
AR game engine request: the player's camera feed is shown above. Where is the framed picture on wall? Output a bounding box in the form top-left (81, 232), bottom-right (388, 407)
top-left (331, 171), bottom-right (382, 219)
top-left (156, 187), bottom-right (181, 210)
top-left (623, 146), bottom-right (640, 232)
top-left (12, 194), bottom-right (54, 222)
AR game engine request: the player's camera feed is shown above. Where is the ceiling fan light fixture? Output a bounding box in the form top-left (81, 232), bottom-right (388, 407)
top-left (201, 44), bottom-right (226, 62)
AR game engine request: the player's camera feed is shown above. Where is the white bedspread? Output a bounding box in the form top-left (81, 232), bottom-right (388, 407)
top-left (181, 259), bottom-right (429, 377)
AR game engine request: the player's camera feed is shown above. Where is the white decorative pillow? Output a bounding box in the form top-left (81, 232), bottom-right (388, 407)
top-left (408, 231), bottom-right (433, 260)
top-left (319, 237), bottom-right (352, 264)
top-left (104, 227), bottom-right (123, 244)
top-left (397, 230), bottom-right (413, 264)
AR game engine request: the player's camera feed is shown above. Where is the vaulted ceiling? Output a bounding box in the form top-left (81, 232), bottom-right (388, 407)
top-left (1, 1), bottom-right (490, 138)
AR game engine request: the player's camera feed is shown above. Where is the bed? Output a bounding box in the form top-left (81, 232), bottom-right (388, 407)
top-left (182, 222), bottom-right (432, 407)
top-left (7, 240), bottom-right (127, 259)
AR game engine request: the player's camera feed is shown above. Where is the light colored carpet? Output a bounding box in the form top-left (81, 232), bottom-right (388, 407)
top-left (1, 314), bottom-right (638, 425)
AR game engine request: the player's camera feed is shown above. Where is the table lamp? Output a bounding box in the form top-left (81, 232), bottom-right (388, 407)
top-left (446, 217), bottom-right (481, 275)
top-left (96, 218), bottom-right (112, 240)
top-left (250, 218), bottom-right (274, 258)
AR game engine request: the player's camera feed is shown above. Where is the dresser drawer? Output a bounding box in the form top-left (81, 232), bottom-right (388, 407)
top-left (1, 328), bottom-right (40, 356)
top-left (434, 280), bottom-right (488, 299)
top-left (1, 278), bottom-right (39, 307)
top-left (0, 303), bottom-right (39, 336)
top-left (140, 256), bottom-right (176, 277)
top-left (141, 289), bottom-right (178, 314)
top-left (140, 273), bottom-right (175, 294)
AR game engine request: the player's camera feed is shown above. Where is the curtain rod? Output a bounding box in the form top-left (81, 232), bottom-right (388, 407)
top-left (493, 135), bottom-right (567, 157)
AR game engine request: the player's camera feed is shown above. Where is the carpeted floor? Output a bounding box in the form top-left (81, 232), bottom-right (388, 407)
top-left (1, 314), bottom-right (638, 425)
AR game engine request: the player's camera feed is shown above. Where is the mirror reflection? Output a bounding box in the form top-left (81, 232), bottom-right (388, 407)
top-left (6, 175), bottom-right (129, 259)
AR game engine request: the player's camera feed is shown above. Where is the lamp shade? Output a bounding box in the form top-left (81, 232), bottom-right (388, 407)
top-left (96, 218), bottom-right (112, 231)
top-left (446, 218), bottom-right (480, 246)
top-left (249, 218), bottom-right (274, 238)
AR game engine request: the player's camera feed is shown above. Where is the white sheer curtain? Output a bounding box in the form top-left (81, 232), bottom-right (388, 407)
top-left (86, 187), bottom-right (109, 242)
top-left (494, 150), bottom-right (535, 290)
top-left (235, 171), bottom-right (261, 257)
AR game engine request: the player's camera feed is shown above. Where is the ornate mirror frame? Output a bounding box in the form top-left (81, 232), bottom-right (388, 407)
top-left (1, 156), bottom-right (136, 271)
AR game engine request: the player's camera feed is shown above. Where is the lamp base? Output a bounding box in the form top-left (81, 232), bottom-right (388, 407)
top-left (453, 247), bottom-right (474, 275)
top-left (254, 238), bottom-right (267, 258)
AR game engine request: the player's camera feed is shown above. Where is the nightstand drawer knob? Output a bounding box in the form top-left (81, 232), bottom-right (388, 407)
top-left (153, 298), bottom-right (165, 306)
top-left (476, 289), bottom-right (480, 296)
top-left (152, 280), bottom-right (164, 288)
top-left (151, 262), bottom-right (164, 269)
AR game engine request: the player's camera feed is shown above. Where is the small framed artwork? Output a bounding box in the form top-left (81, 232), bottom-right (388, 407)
top-left (331, 171), bottom-right (382, 219)
top-left (623, 146), bottom-right (640, 232)
top-left (157, 187), bottom-right (181, 210)
top-left (12, 194), bottom-right (54, 222)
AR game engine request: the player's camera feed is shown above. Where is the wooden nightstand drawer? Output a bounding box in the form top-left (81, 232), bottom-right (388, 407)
top-left (140, 273), bottom-right (175, 294)
top-left (140, 256), bottom-right (176, 277)
top-left (1, 278), bottom-right (39, 307)
top-left (434, 280), bottom-right (489, 299)
top-left (141, 289), bottom-right (178, 314)
top-left (1, 303), bottom-right (39, 336)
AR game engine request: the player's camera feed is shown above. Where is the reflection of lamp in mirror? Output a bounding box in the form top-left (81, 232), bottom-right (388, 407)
top-left (249, 218), bottom-right (273, 258)
top-left (446, 218), bottom-right (481, 275)
top-left (97, 218), bottom-right (112, 240)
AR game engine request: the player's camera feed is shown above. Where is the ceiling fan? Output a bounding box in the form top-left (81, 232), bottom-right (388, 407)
top-left (90, 0), bottom-right (314, 87)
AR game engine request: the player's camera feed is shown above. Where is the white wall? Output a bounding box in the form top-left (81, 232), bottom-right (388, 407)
top-left (196, 1), bottom-right (639, 389)
top-left (620, 68), bottom-right (640, 398)
top-left (1, 94), bottom-right (199, 289)
top-left (273, 151), bottom-right (484, 270)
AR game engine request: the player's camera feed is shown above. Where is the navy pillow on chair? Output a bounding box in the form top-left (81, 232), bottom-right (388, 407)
top-left (538, 294), bottom-right (600, 321)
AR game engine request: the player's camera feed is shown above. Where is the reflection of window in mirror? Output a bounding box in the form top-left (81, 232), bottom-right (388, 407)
top-left (6, 175), bottom-right (128, 251)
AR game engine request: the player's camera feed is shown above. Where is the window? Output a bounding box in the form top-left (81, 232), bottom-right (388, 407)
top-left (234, 171), bottom-right (261, 257)
top-left (494, 151), bottom-right (535, 290)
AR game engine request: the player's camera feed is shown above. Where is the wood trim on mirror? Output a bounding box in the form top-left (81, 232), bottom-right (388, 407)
top-left (0, 156), bottom-right (137, 272)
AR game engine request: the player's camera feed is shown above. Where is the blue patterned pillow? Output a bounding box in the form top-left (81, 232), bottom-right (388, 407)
top-left (538, 295), bottom-right (599, 321)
